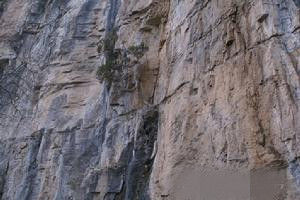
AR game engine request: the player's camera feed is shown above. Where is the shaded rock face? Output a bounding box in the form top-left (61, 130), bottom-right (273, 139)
top-left (0, 0), bottom-right (299, 199)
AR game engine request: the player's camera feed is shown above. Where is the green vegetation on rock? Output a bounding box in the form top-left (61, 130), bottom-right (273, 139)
top-left (97, 29), bottom-right (149, 84)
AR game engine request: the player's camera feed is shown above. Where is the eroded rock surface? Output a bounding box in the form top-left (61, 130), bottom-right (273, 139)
top-left (0, 0), bottom-right (299, 199)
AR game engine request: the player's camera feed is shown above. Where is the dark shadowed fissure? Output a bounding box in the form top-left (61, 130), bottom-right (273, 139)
top-left (293, 0), bottom-right (300, 7)
top-left (98, 107), bottom-right (159, 200)
top-left (289, 159), bottom-right (300, 187)
top-left (124, 108), bottom-right (159, 200)
top-left (0, 141), bottom-right (8, 199)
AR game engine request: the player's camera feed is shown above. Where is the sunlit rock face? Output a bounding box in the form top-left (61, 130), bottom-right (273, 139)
top-left (0, 0), bottom-right (299, 199)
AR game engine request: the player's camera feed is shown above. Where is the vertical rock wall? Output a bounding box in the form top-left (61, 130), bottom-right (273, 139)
top-left (0, 0), bottom-right (299, 199)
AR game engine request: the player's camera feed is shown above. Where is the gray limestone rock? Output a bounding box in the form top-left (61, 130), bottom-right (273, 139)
top-left (0, 0), bottom-right (299, 199)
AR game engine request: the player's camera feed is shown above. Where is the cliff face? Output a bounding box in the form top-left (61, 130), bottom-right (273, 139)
top-left (0, 0), bottom-right (299, 199)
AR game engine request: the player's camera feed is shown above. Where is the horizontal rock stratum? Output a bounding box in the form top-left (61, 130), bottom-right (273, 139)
top-left (0, 0), bottom-right (299, 199)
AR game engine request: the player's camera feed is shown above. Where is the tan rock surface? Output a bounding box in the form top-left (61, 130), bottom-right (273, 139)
top-left (0, 0), bottom-right (299, 199)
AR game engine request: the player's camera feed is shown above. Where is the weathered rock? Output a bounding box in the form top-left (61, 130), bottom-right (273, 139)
top-left (0, 0), bottom-right (299, 199)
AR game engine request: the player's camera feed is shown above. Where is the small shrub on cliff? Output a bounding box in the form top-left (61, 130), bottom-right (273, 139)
top-left (128, 42), bottom-right (149, 59)
top-left (97, 29), bottom-right (149, 84)
top-left (97, 29), bottom-right (119, 83)
top-left (97, 60), bottom-right (115, 83)
top-left (103, 30), bottom-right (118, 55)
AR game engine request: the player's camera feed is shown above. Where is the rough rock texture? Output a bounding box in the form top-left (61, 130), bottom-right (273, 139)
top-left (0, 0), bottom-right (299, 199)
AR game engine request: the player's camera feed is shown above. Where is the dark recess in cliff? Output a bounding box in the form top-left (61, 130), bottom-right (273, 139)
top-left (124, 108), bottom-right (159, 200)
top-left (293, 0), bottom-right (300, 7)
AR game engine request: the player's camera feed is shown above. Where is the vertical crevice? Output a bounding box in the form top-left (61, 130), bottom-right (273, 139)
top-left (106, 0), bottom-right (120, 33)
top-left (15, 130), bottom-right (44, 200)
top-left (125, 107), bottom-right (159, 200)
top-left (292, 0), bottom-right (300, 7)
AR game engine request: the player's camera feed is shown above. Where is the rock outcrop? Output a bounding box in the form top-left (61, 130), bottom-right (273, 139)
top-left (0, 0), bottom-right (299, 199)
